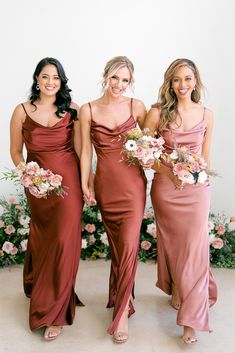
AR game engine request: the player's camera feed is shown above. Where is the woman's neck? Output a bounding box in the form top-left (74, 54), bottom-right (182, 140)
top-left (35, 94), bottom-right (56, 107)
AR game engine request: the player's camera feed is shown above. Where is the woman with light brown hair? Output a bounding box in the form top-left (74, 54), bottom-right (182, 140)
top-left (144, 58), bottom-right (217, 344)
top-left (80, 56), bottom-right (147, 343)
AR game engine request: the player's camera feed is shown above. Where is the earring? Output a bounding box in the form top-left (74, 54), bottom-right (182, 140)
top-left (193, 86), bottom-right (196, 91)
top-left (36, 82), bottom-right (40, 90)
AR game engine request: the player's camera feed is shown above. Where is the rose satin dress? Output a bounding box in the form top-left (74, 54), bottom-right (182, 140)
top-left (21, 104), bottom-right (83, 330)
top-left (89, 99), bottom-right (146, 334)
top-left (151, 112), bottom-right (217, 331)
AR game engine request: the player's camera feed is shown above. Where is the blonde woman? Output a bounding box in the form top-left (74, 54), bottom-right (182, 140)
top-left (143, 58), bottom-right (217, 344)
top-left (80, 56), bottom-right (146, 343)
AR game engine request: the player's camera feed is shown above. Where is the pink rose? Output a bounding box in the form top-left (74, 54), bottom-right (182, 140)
top-left (230, 217), bottom-right (235, 223)
top-left (25, 161), bottom-right (40, 175)
top-left (177, 169), bottom-right (195, 184)
top-left (0, 220), bottom-right (5, 228)
top-left (44, 169), bottom-right (53, 178)
top-left (146, 223), bottom-right (157, 238)
top-left (20, 239), bottom-right (28, 252)
top-left (133, 146), bottom-right (145, 159)
top-left (212, 238), bottom-right (224, 249)
top-left (173, 162), bottom-right (184, 173)
top-left (100, 232), bottom-right (109, 246)
top-left (11, 247), bottom-right (18, 255)
top-left (29, 186), bottom-right (44, 198)
top-left (141, 240), bottom-right (152, 250)
top-left (2, 241), bottom-right (14, 254)
top-left (21, 174), bottom-right (33, 187)
top-left (215, 224), bottom-right (225, 235)
top-left (85, 223), bottom-right (96, 233)
top-left (5, 225), bottom-right (16, 235)
top-left (49, 174), bottom-right (63, 188)
top-left (144, 210), bottom-right (154, 219)
top-left (8, 197), bottom-right (16, 205)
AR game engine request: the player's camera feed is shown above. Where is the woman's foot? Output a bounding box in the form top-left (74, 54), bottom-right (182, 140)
top-left (170, 283), bottom-right (181, 310)
top-left (182, 326), bottom-right (197, 344)
top-left (113, 307), bottom-right (129, 344)
top-left (44, 326), bottom-right (62, 341)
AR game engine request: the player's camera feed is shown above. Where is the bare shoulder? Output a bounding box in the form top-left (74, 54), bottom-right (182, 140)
top-left (132, 98), bottom-right (146, 110)
top-left (147, 106), bottom-right (161, 119)
top-left (11, 102), bottom-right (29, 123)
top-left (79, 102), bottom-right (92, 120)
top-left (70, 101), bottom-right (79, 112)
top-left (204, 107), bottom-right (214, 125)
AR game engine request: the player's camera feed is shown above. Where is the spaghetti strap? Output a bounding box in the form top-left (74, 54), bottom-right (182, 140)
top-left (88, 102), bottom-right (93, 121)
top-left (130, 98), bottom-right (133, 117)
top-left (202, 106), bottom-right (206, 120)
top-left (21, 103), bottom-right (28, 115)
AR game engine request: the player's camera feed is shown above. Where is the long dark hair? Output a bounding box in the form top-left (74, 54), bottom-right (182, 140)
top-left (29, 57), bottom-right (77, 120)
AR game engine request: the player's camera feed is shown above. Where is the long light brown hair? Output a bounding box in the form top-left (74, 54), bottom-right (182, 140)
top-left (153, 58), bottom-right (204, 131)
top-left (101, 56), bottom-right (135, 91)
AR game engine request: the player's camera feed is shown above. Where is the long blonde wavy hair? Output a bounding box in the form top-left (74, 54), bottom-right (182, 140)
top-left (101, 56), bottom-right (135, 91)
top-left (153, 58), bottom-right (204, 131)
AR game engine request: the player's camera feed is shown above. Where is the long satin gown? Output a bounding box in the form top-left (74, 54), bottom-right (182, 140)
top-left (89, 99), bottom-right (146, 334)
top-left (151, 115), bottom-right (217, 332)
top-left (21, 104), bottom-right (83, 330)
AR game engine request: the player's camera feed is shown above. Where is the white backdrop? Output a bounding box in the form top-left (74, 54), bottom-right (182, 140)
top-left (0, 0), bottom-right (234, 215)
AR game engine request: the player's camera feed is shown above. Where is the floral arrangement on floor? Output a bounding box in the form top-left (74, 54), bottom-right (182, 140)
top-left (0, 192), bottom-right (234, 268)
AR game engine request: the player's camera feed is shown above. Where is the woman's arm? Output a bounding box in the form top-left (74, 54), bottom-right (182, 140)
top-left (133, 99), bottom-right (147, 129)
top-left (80, 103), bottom-right (95, 204)
top-left (201, 109), bottom-right (214, 170)
top-left (71, 102), bottom-right (81, 157)
top-left (10, 104), bottom-right (25, 166)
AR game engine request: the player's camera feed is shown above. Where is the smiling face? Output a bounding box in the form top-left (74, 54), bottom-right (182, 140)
top-left (36, 64), bottom-right (61, 96)
top-left (106, 66), bottom-right (131, 98)
top-left (171, 65), bottom-right (196, 100)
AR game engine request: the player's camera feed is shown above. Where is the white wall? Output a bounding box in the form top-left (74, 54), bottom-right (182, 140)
top-left (0, 0), bottom-right (234, 215)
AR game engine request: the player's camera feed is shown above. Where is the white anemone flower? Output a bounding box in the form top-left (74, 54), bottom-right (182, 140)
top-left (125, 140), bottom-right (137, 151)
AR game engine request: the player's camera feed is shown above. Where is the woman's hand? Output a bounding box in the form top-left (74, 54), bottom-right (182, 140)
top-left (82, 185), bottom-right (97, 206)
top-left (140, 158), bottom-right (155, 170)
top-left (166, 168), bottom-right (184, 190)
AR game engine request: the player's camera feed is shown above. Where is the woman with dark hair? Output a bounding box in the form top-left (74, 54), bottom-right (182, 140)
top-left (143, 58), bottom-right (217, 344)
top-left (10, 57), bottom-right (84, 340)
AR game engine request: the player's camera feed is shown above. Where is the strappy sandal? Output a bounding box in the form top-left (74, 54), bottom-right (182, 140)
top-left (44, 326), bottom-right (62, 341)
top-left (113, 331), bottom-right (129, 344)
top-left (182, 335), bottom-right (198, 344)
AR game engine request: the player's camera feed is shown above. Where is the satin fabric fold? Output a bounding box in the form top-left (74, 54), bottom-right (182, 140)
top-left (22, 112), bottom-right (83, 330)
top-left (90, 108), bottom-right (146, 335)
top-left (151, 120), bottom-right (217, 332)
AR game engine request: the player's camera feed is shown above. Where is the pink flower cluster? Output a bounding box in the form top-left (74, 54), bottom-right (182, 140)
top-left (165, 146), bottom-right (208, 185)
top-left (5, 161), bottom-right (65, 199)
top-left (123, 128), bottom-right (165, 165)
top-left (208, 213), bottom-right (235, 250)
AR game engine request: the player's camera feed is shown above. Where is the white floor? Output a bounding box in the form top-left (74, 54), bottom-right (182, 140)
top-left (0, 261), bottom-right (234, 353)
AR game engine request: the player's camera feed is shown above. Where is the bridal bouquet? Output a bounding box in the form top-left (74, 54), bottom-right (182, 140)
top-left (163, 146), bottom-right (209, 185)
top-left (122, 128), bottom-right (165, 165)
top-left (2, 161), bottom-right (66, 198)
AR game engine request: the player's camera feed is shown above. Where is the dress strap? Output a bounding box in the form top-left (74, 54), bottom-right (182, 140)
top-left (88, 102), bottom-right (93, 121)
top-left (21, 103), bottom-right (28, 115)
top-left (130, 98), bottom-right (133, 117)
top-left (202, 106), bottom-right (206, 120)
